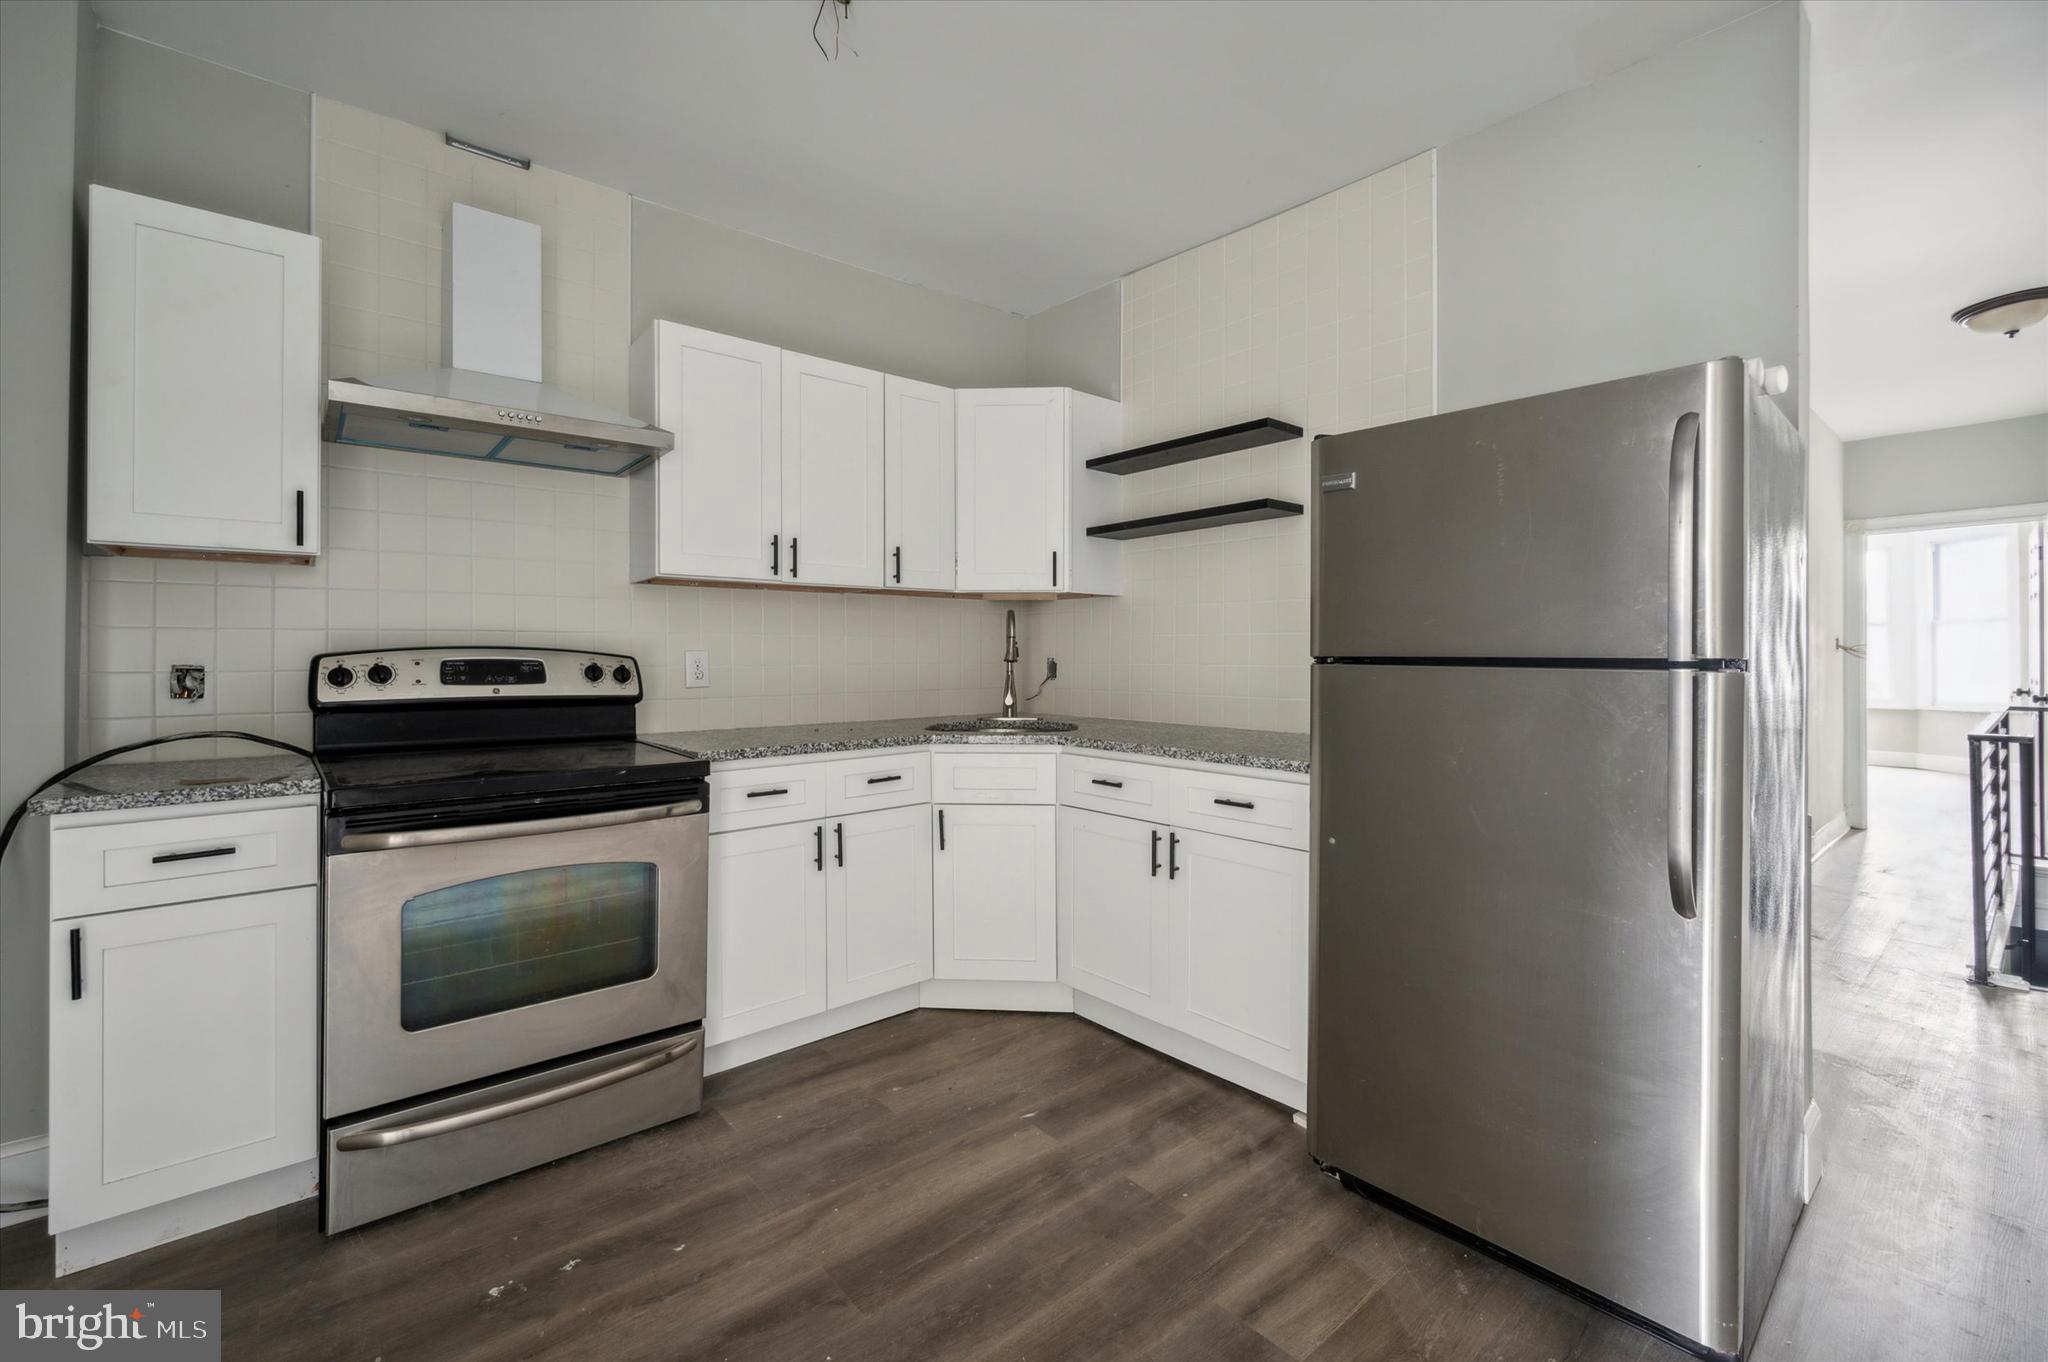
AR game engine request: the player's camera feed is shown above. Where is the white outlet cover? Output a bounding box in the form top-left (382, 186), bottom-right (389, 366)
top-left (685, 650), bottom-right (709, 689)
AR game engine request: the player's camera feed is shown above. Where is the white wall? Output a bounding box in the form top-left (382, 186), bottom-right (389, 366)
top-left (1843, 414), bottom-right (2048, 522)
top-left (1808, 414), bottom-right (1846, 833)
top-left (1869, 707), bottom-right (1982, 772)
top-left (1026, 281), bottom-right (1122, 400)
top-left (1435, 1), bottom-right (1803, 421)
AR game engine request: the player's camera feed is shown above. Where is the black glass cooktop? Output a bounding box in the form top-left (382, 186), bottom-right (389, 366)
top-left (321, 739), bottom-right (707, 813)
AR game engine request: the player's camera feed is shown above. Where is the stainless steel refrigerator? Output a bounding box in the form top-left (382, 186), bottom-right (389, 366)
top-left (1307, 357), bottom-right (1809, 1360)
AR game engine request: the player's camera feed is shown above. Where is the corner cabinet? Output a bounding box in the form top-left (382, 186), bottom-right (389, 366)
top-left (955, 387), bottom-right (1123, 596)
top-left (86, 186), bottom-right (323, 562)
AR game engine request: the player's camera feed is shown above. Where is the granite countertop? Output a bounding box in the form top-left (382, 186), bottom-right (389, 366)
top-left (27, 754), bottom-right (323, 817)
top-left (641, 715), bottom-right (1310, 774)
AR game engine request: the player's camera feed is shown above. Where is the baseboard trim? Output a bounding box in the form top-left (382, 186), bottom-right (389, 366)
top-left (1811, 814), bottom-right (1850, 861)
top-left (0, 1136), bottom-right (49, 1228)
top-left (1071, 992), bottom-right (1305, 1111)
top-left (1869, 750), bottom-right (1968, 775)
top-left (918, 978), bottom-right (1074, 1012)
top-left (705, 986), bottom-right (921, 1077)
top-left (53, 1160), bottom-right (316, 1276)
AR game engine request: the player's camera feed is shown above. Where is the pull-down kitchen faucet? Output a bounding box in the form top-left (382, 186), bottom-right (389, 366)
top-left (1002, 609), bottom-right (1020, 717)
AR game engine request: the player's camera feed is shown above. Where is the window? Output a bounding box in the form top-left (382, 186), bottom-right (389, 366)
top-left (1930, 534), bottom-right (2012, 707)
top-left (1864, 548), bottom-right (1893, 706)
top-left (1863, 524), bottom-right (2028, 713)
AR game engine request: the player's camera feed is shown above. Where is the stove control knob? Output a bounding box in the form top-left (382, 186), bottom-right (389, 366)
top-left (612, 664), bottom-right (633, 685)
top-left (366, 662), bottom-right (395, 687)
top-left (583, 662), bottom-right (605, 683)
top-left (326, 665), bottom-right (356, 690)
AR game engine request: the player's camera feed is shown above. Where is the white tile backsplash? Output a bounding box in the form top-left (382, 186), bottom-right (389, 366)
top-left (1023, 152), bottom-right (1436, 732)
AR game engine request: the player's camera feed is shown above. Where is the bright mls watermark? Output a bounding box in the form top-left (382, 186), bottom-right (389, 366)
top-left (4, 1291), bottom-right (219, 1359)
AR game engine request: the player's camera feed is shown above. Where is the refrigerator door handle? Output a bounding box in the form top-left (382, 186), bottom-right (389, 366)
top-left (1667, 410), bottom-right (1700, 663)
top-left (1668, 670), bottom-right (1698, 920)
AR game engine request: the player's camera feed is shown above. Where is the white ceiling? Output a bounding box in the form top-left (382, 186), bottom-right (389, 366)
top-left (92, 0), bottom-right (1769, 316)
top-left (1808, 0), bottom-right (2048, 441)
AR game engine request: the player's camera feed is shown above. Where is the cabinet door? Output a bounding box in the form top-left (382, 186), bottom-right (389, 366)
top-left (1058, 807), bottom-right (1171, 1022)
top-left (707, 821), bottom-right (828, 1044)
top-left (883, 376), bottom-right (956, 591)
top-left (1168, 829), bottom-right (1309, 1079)
top-left (642, 322), bottom-right (782, 582)
top-left (932, 804), bottom-right (1057, 980)
top-left (782, 351), bottom-right (885, 587)
top-left (87, 186), bottom-right (322, 557)
top-left (48, 887), bottom-right (317, 1232)
top-left (826, 806), bottom-right (934, 1007)
top-left (956, 388), bottom-right (1066, 593)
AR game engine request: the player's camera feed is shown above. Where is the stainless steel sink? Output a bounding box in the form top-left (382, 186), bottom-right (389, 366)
top-left (925, 717), bottom-right (1078, 733)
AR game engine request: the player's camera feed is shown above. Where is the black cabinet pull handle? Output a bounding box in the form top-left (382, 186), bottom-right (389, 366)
top-left (1052, 549), bottom-right (1059, 589)
top-left (746, 787), bottom-right (789, 799)
top-left (834, 821), bottom-right (845, 867)
top-left (1151, 829), bottom-right (1161, 878)
top-left (937, 808), bottom-right (946, 851)
top-left (1213, 798), bottom-right (1255, 810)
top-left (770, 534), bottom-right (780, 575)
top-left (865, 774), bottom-right (902, 785)
top-left (790, 536), bottom-right (799, 577)
top-left (294, 490), bottom-right (306, 547)
top-left (1168, 831), bottom-right (1179, 880)
top-left (893, 545), bottom-right (902, 584)
top-left (69, 927), bottom-right (83, 1001)
top-left (814, 824), bottom-right (824, 871)
top-left (1091, 778), bottom-right (1124, 789)
top-left (151, 845), bottom-right (236, 864)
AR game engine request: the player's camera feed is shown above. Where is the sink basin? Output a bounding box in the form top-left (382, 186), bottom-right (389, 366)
top-left (925, 717), bottom-right (1078, 733)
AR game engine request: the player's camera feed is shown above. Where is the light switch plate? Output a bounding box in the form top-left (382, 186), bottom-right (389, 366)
top-left (685, 650), bottom-right (709, 688)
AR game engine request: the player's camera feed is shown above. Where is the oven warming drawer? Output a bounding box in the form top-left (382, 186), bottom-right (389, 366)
top-left (322, 1026), bottom-right (702, 1234)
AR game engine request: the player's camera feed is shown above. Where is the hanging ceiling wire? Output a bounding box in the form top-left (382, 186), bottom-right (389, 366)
top-left (812, 0), bottom-right (856, 61)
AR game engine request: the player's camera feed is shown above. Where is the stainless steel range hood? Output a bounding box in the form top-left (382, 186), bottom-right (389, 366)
top-left (321, 204), bottom-right (671, 476)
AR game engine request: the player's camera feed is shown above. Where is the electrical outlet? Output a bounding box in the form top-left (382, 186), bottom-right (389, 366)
top-left (686, 650), bottom-right (710, 689)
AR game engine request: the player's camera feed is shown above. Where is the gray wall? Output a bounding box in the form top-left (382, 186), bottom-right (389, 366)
top-left (1807, 414), bottom-right (1845, 833)
top-left (1843, 414), bottom-right (2048, 522)
top-left (1, 0), bottom-right (86, 1150)
top-left (1436, 1), bottom-right (1802, 420)
top-left (1026, 280), bottom-right (1122, 400)
top-left (632, 198), bottom-right (1029, 389)
top-left (91, 28), bottom-right (309, 232)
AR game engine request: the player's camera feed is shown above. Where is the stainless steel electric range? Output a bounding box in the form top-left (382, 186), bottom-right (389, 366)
top-left (309, 646), bottom-right (708, 1234)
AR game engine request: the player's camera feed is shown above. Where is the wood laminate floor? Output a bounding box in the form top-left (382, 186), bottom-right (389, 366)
top-left (4, 768), bottom-right (2042, 1361)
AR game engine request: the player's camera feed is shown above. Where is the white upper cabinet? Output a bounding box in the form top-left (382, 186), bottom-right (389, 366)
top-left (87, 186), bottom-right (322, 560)
top-left (955, 387), bottom-right (1122, 596)
top-left (781, 352), bottom-right (885, 588)
top-left (630, 321), bottom-right (782, 583)
top-left (883, 375), bottom-right (956, 591)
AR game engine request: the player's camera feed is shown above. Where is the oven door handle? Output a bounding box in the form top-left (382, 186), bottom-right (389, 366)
top-left (333, 1034), bottom-right (701, 1151)
top-left (337, 799), bottom-right (705, 853)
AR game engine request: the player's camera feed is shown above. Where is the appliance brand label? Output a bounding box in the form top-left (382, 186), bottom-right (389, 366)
top-left (1319, 472), bottom-right (1357, 492)
top-left (5, 1292), bottom-right (220, 1359)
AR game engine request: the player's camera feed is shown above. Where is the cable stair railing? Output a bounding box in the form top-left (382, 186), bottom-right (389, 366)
top-left (1968, 696), bottom-right (2044, 988)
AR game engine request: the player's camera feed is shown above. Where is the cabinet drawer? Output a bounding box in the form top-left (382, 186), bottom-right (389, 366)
top-left (826, 750), bottom-right (930, 815)
top-left (708, 761), bottom-right (828, 834)
top-left (932, 751), bottom-right (1056, 804)
top-left (1167, 768), bottom-right (1311, 852)
top-left (51, 802), bottom-right (319, 918)
top-left (1058, 752), bottom-right (1170, 821)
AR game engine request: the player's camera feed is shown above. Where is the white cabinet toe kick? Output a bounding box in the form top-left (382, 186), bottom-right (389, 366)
top-left (703, 747), bottom-right (1308, 1103)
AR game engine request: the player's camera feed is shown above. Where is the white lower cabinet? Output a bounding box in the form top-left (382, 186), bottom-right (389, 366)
top-left (933, 803), bottom-right (1057, 981)
top-left (1057, 807), bottom-right (1170, 1022)
top-left (49, 885), bottom-right (318, 1233)
top-left (826, 805), bottom-right (934, 1006)
top-left (707, 818), bottom-right (829, 1044)
top-left (1167, 828), bottom-right (1310, 1080)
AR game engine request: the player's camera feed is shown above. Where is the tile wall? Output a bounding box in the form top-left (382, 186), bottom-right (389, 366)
top-left (79, 100), bottom-right (1009, 757)
top-left (1022, 152), bottom-right (1436, 732)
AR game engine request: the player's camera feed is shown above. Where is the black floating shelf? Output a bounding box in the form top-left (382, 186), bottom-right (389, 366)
top-left (1086, 498), bottom-right (1304, 541)
top-left (1087, 417), bottom-right (1305, 475)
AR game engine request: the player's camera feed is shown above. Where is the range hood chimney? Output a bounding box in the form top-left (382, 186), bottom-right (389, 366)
top-left (321, 204), bottom-right (671, 476)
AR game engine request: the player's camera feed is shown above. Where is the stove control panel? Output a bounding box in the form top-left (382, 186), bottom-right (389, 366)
top-left (310, 646), bottom-right (641, 705)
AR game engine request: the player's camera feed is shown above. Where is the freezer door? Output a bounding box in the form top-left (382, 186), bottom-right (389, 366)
top-left (1311, 358), bottom-right (1746, 662)
top-left (1308, 662), bottom-right (1747, 1350)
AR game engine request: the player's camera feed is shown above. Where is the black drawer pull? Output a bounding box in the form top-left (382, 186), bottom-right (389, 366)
top-left (938, 808), bottom-right (946, 851)
top-left (746, 788), bottom-right (790, 799)
top-left (790, 536), bottom-right (798, 577)
top-left (1150, 829), bottom-right (1161, 878)
top-left (834, 821), bottom-right (845, 867)
top-left (893, 545), bottom-right (902, 584)
top-left (771, 533), bottom-right (780, 575)
top-left (69, 927), bottom-right (83, 1001)
top-left (814, 824), bottom-right (824, 871)
top-left (294, 490), bottom-right (306, 547)
top-left (1213, 798), bottom-right (1255, 811)
top-left (1090, 778), bottom-right (1124, 789)
top-left (151, 845), bottom-right (237, 865)
top-left (1168, 831), bottom-right (1179, 879)
top-left (865, 774), bottom-right (902, 785)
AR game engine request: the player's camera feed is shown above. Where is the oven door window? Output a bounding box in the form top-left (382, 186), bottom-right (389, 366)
top-left (399, 862), bottom-right (658, 1031)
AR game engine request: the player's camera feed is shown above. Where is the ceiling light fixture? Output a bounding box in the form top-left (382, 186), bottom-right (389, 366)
top-left (1950, 287), bottom-right (2048, 339)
